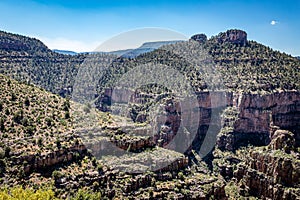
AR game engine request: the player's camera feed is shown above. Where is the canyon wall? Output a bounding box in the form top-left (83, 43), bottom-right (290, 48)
top-left (101, 89), bottom-right (300, 151)
top-left (227, 91), bottom-right (300, 148)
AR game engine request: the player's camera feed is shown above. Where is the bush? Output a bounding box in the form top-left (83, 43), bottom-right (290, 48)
top-left (56, 139), bottom-right (61, 149)
top-left (65, 111), bottom-right (70, 119)
top-left (178, 171), bottom-right (185, 180)
top-left (24, 97), bottom-right (30, 107)
top-left (37, 137), bottom-right (43, 147)
top-left (0, 159), bottom-right (6, 175)
top-left (4, 146), bottom-right (10, 157)
top-left (13, 110), bottom-right (23, 124)
top-left (0, 148), bottom-right (5, 159)
top-left (72, 189), bottom-right (101, 200)
top-left (92, 181), bottom-right (100, 191)
top-left (97, 163), bottom-right (103, 172)
top-left (63, 98), bottom-right (70, 112)
top-left (25, 126), bottom-right (35, 136)
top-left (5, 108), bottom-right (9, 115)
top-left (91, 157), bottom-right (97, 167)
top-left (45, 118), bottom-right (53, 126)
top-left (10, 93), bottom-right (17, 101)
top-left (0, 118), bottom-right (5, 131)
top-left (0, 186), bottom-right (57, 200)
top-left (52, 170), bottom-right (63, 180)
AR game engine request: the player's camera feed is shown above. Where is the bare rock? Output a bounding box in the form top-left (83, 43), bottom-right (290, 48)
top-left (217, 29), bottom-right (247, 46)
top-left (190, 34), bottom-right (207, 43)
top-left (270, 130), bottom-right (295, 152)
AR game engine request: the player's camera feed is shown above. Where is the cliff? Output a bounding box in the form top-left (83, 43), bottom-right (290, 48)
top-left (217, 91), bottom-right (300, 150)
top-left (214, 29), bottom-right (248, 46)
top-left (233, 130), bottom-right (300, 199)
top-left (105, 89), bottom-right (299, 151)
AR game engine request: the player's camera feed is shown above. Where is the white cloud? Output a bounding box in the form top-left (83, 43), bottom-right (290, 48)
top-left (34, 36), bottom-right (100, 52)
top-left (270, 20), bottom-right (278, 25)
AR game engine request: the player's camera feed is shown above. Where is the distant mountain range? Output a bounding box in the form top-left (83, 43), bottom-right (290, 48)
top-left (52, 49), bottom-right (78, 55)
top-left (52, 40), bottom-right (183, 57)
top-left (109, 40), bottom-right (183, 58)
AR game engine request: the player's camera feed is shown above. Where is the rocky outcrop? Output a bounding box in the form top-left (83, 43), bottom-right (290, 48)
top-left (94, 87), bottom-right (300, 199)
top-left (110, 135), bottom-right (155, 152)
top-left (217, 91), bottom-right (300, 150)
top-left (191, 34), bottom-right (207, 43)
top-left (216, 29), bottom-right (247, 46)
top-left (122, 174), bottom-right (152, 193)
top-left (103, 88), bottom-right (300, 152)
top-left (233, 132), bottom-right (300, 199)
top-left (16, 144), bottom-right (87, 173)
top-left (270, 130), bottom-right (295, 152)
top-left (235, 166), bottom-right (300, 199)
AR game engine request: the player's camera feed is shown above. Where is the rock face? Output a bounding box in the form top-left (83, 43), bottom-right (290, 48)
top-left (270, 130), bottom-right (295, 152)
top-left (217, 91), bottom-right (300, 150)
top-left (190, 34), bottom-right (207, 43)
top-left (216, 29), bottom-right (247, 46)
top-left (102, 89), bottom-right (300, 152)
top-left (233, 133), bottom-right (300, 199)
top-left (18, 144), bottom-right (87, 173)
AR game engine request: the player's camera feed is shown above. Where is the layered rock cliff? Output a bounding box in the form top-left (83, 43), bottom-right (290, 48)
top-left (218, 91), bottom-right (300, 150)
top-left (103, 89), bottom-right (299, 152)
top-left (233, 130), bottom-right (300, 199)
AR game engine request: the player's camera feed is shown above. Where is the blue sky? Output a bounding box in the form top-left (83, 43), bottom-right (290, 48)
top-left (0, 0), bottom-right (300, 55)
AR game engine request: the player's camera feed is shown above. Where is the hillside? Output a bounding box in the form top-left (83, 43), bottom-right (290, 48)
top-left (0, 29), bottom-right (299, 98)
top-left (206, 30), bottom-right (300, 92)
top-left (96, 30), bottom-right (299, 96)
top-left (0, 31), bottom-right (50, 54)
top-left (0, 72), bottom-right (229, 199)
top-left (0, 74), bottom-right (86, 195)
top-left (0, 74), bottom-right (74, 155)
top-left (0, 30), bottom-right (85, 97)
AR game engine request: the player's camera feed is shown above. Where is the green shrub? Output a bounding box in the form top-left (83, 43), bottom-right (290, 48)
top-left (37, 137), bottom-right (43, 147)
top-left (52, 170), bottom-right (63, 180)
top-left (0, 118), bottom-right (5, 131)
top-left (0, 186), bottom-right (57, 200)
top-left (24, 97), bottom-right (30, 107)
top-left (65, 111), bottom-right (70, 119)
top-left (10, 92), bottom-right (17, 101)
top-left (71, 189), bottom-right (101, 200)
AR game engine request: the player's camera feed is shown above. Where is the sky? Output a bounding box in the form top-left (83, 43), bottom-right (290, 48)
top-left (0, 0), bottom-right (300, 55)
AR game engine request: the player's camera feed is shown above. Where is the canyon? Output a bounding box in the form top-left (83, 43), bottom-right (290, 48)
top-left (0, 29), bottom-right (299, 199)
